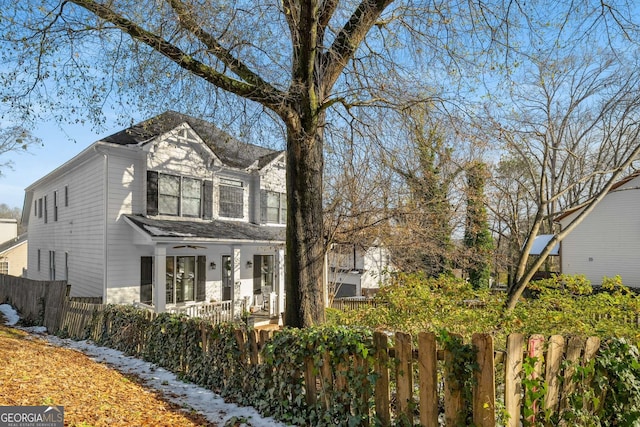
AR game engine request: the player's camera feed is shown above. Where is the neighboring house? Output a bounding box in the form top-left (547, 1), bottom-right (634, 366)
top-left (0, 218), bottom-right (27, 277)
top-left (22, 111), bottom-right (286, 318)
top-left (556, 171), bottom-right (640, 287)
top-left (0, 218), bottom-right (18, 243)
top-left (327, 242), bottom-right (393, 298)
top-left (525, 234), bottom-right (560, 280)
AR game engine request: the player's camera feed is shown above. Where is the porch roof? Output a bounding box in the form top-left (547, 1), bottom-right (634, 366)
top-left (124, 215), bottom-right (285, 244)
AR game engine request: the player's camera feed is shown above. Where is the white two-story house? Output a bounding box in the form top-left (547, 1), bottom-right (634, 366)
top-left (22, 111), bottom-right (286, 318)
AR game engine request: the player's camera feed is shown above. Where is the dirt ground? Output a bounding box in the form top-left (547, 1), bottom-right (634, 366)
top-left (0, 318), bottom-right (216, 427)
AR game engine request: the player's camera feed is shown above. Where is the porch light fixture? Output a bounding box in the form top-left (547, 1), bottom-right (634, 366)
top-left (209, 261), bottom-right (216, 270)
top-left (246, 260), bottom-right (253, 269)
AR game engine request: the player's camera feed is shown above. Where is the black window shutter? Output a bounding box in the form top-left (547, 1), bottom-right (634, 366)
top-left (202, 180), bottom-right (213, 219)
top-left (140, 256), bottom-right (153, 304)
top-left (147, 171), bottom-right (159, 216)
top-left (196, 256), bottom-right (206, 302)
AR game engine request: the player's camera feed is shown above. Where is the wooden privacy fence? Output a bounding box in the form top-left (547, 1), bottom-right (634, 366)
top-left (0, 274), bottom-right (68, 332)
top-left (58, 300), bottom-right (108, 341)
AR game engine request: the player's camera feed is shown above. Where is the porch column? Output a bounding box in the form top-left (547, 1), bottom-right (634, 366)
top-left (154, 246), bottom-right (166, 313)
top-left (276, 248), bottom-right (285, 320)
top-left (233, 246), bottom-right (242, 316)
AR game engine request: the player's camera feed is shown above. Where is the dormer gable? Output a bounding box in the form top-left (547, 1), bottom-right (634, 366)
top-left (145, 122), bottom-right (217, 175)
top-left (102, 111), bottom-right (284, 171)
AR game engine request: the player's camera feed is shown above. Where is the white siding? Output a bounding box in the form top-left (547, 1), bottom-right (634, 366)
top-left (560, 177), bottom-right (640, 287)
top-left (257, 158), bottom-right (287, 224)
top-left (105, 151), bottom-right (148, 303)
top-left (147, 128), bottom-right (213, 180)
top-left (260, 159), bottom-right (287, 192)
top-left (362, 246), bottom-right (393, 289)
top-left (27, 154), bottom-right (106, 297)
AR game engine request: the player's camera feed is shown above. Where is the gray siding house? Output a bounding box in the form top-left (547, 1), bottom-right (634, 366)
top-left (23, 111), bottom-right (286, 318)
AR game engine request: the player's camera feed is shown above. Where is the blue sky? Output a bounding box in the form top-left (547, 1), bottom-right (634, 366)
top-left (0, 120), bottom-right (115, 210)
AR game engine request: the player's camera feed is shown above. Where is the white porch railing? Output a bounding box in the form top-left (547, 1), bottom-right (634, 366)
top-left (168, 300), bottom-right (236, 323)
top-left (134, 300), bottom-right (238, 324)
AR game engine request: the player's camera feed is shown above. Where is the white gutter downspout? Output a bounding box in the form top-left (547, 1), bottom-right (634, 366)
top-left (94, 145), bottom-right (109, 303)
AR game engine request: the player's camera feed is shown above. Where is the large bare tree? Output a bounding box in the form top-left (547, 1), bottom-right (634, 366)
top-left (0, 126), bottom-right (40, 177)
top-left (3, 0), bottom-right (640, 323)
top-left (2, 0), bottom-right (496, 327)
top-left (489, 55), bottom-right (640, 309)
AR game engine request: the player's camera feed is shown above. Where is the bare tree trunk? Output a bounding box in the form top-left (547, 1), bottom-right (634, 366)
top-left (284, 122), bottom-right (326, 328)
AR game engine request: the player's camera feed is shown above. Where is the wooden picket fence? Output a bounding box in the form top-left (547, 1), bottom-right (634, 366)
top-left (331, 297), bottom-right (382, 311)
top-left (326, 331), bottom-right (601, 426)
top-left (55, 300), bottom-right (604, 425)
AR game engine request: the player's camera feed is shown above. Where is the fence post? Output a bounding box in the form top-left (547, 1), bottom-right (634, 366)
top-left (504, 333), bottom-right (524, 427)
top-left (320, 352), bottom-right (333, 410)
top-left (473, 333), bottom-right (496, 427)
top-left (559, 336), bottom-right (585, 411)
top-left (543, 335), bottom-right (565, 416)
top-left (395, 331), bottom-right (413, 426)
top-left (373, 331), bottom-right (390, 427)
top-left (444, 333), bottom-right (465, 426)
top-left (526, 334), bottom-right (545, 425)
top-left (304, 355), bottom-right (318, 406)
top-left (418, 332), bottom-right (438, 427)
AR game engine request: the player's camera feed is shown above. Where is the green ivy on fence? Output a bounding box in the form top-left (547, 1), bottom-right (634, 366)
top-left (66, 273), bottom-right (640, 427)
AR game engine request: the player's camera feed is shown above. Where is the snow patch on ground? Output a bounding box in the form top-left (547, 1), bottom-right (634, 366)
top-left (0, 303), bottom-right (287, 427)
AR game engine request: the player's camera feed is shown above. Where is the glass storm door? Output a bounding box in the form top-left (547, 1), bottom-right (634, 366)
top-left (222, 255), bottom-right (232, 301)
top-left (176, 256), bottom-right (195, 303)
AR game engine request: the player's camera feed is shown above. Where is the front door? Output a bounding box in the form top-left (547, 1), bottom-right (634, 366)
top-left (222, 255), bottom-right (232, 301)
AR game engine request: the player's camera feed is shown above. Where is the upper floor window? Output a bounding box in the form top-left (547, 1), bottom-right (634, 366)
top-left (147, 171), bottom-right (212, 219)
top-left (158, 173), bottom-right (180, 215)
top-left (182, 177), bottom-right (202, 217)
top-left (0, 258), bottom-right (8, 275)
top-left (53, 190), bottom-right (58, 222)
top-left (219, 179), bottom-right (244, 219)
top-left (261, 191), bottom-right (286, 224)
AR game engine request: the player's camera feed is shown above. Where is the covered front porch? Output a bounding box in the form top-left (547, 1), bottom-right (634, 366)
top-left (124, 215), bottom-right (286, 326)
top-left (134, 298), bottom-right (279, 327)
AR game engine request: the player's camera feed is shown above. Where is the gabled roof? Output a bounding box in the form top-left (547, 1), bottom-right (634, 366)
top-left (102, 111), bottom-right (284, 169)
top-left (555, 170), bottom-right (640, 222)
top-left (124, 215), bottom-right (285, 243)
top-left (0, 233), bottom-right (27, 255)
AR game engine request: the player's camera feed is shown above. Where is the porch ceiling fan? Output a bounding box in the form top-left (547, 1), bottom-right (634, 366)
top-left (172, 245), bottom-right (207, 249)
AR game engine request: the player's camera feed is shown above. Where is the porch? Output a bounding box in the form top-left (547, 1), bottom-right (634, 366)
top-left (133, 299), bottom-right (280, 327)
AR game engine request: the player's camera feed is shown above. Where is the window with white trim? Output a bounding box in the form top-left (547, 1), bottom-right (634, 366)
top-left (147, 171), bottom-right (210, 218)
top-left (0, 258), bottom-right (8, 275)
top-left (49, 251), bottom-right (55, 280)
top-left (54, 190), bottom-right (58, 221)
top-left (261, 190), bottom-right (286, 224)
top-left (219, 178), bottom-right (244, 219)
